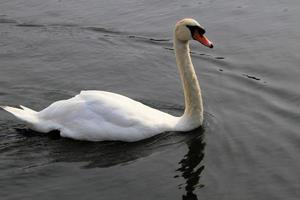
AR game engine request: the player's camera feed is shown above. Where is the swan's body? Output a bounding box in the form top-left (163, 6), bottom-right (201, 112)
top-left (1, 18), bottom-right (213, 142)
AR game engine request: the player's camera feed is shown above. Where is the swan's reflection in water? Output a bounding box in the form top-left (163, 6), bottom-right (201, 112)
top-left (176, 127), bottom-right (205, 200)
top-left (15, 127), bottom-right (196, 168)
top-left (14, 125), bottom-right (205, 199)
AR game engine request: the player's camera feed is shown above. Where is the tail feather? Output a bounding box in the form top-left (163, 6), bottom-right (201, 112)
top-left (1, 105), bottom-right (38, 125)
top-left (20, 105), bottom-right (37, 113)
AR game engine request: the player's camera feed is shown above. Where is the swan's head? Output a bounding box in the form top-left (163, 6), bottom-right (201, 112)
top-left (174, 18), bottom-right (213, 48)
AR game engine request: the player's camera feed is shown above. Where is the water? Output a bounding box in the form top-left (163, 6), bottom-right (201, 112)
top-left (1, 0), bottom-right (300, 199)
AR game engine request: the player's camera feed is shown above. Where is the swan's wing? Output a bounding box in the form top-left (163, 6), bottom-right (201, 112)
top-left (79, 90), bottom-right (172, 119)
top-left (37, 90), bottom-right (176, 141)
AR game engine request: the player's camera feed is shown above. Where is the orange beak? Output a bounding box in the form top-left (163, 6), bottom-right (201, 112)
top-left (193, 32), bottom-right (213, 48)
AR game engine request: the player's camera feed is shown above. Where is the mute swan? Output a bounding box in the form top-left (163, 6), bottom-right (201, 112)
top-left (1, 18), bottom-right (213, 142)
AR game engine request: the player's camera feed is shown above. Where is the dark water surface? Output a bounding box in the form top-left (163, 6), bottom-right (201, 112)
top-left (1, 0), bottom-right (300, 199)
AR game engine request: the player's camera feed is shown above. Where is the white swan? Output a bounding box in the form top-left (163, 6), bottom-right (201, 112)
top-left (1, 18), bottom-right (213, 142)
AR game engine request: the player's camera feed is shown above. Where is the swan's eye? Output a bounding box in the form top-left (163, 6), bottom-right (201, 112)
top-left (186, 25), bottom-right (206, 36)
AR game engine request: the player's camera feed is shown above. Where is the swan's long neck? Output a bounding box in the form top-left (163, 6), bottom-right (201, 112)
top-left (174, 38), bottom-right (203, 130)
